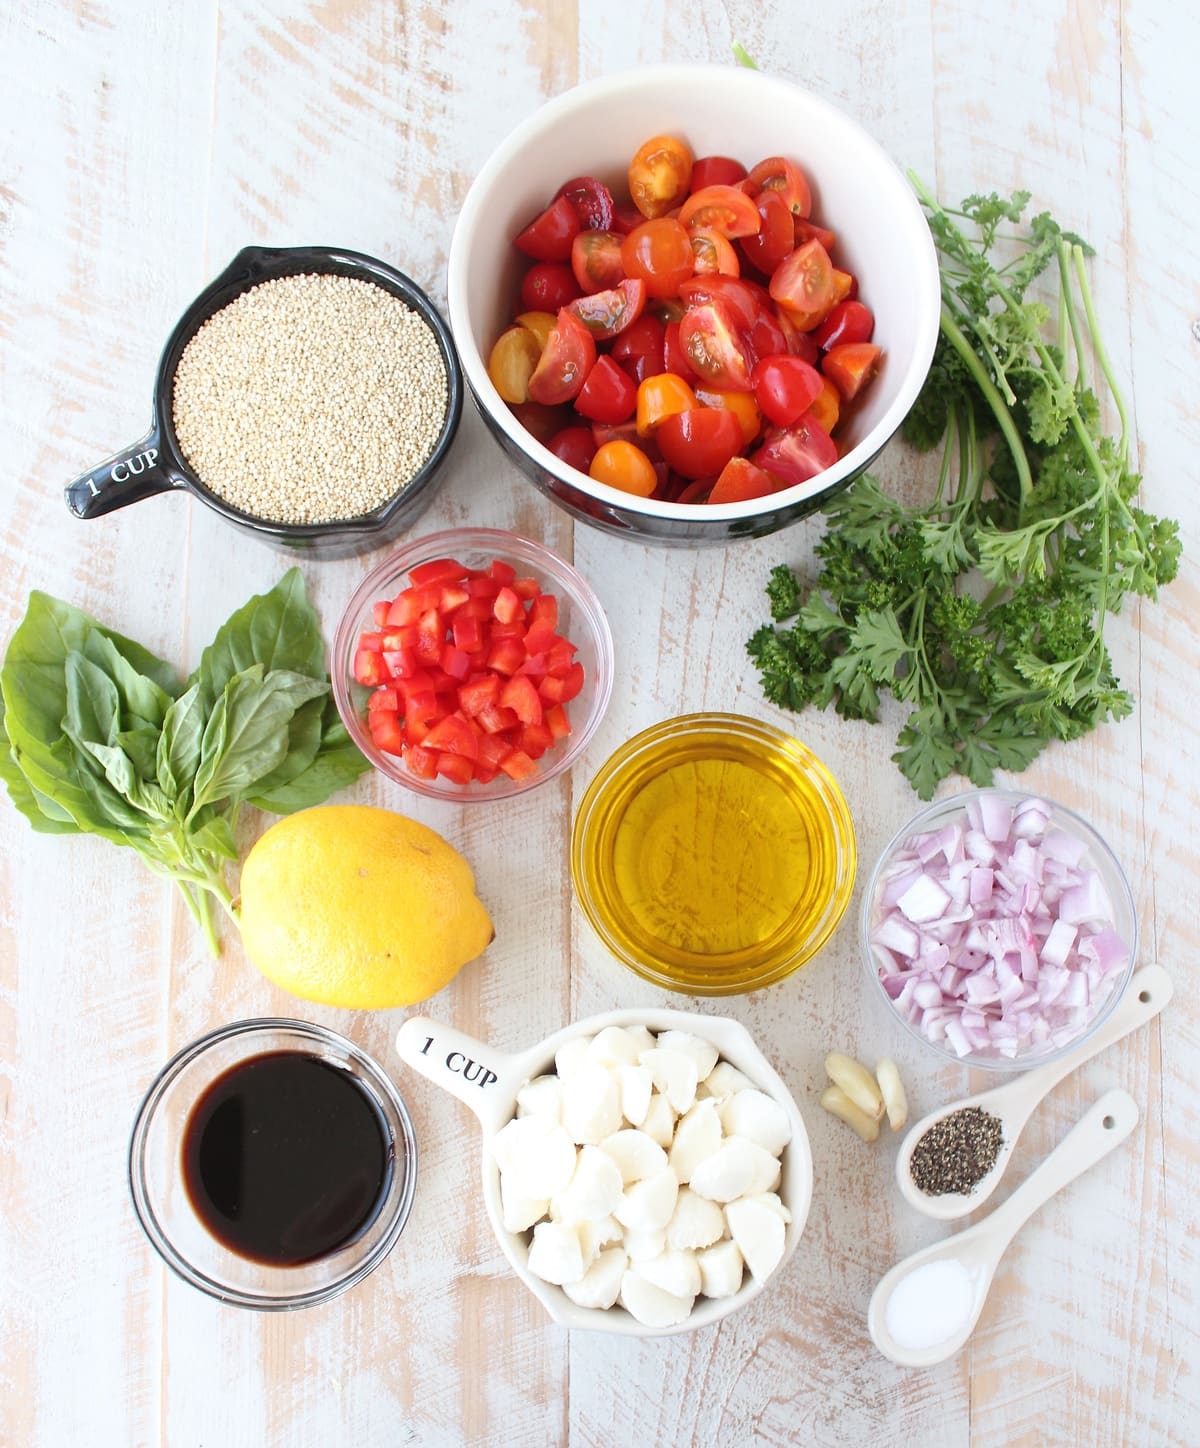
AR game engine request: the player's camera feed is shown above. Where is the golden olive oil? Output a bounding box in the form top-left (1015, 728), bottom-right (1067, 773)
top-left (572, 715), bottom-right (856, 995)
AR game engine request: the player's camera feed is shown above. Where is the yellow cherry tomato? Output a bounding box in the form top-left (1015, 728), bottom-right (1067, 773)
top-left (589, 439), bottom-right (658, 497)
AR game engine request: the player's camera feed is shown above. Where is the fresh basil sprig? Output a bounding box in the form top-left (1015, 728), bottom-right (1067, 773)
top-left (0, 569), bottom-right (369, 953)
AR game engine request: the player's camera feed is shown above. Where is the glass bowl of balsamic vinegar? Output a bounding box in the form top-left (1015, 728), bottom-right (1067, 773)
top-left (129, 1019), bottom-right (418, 1309)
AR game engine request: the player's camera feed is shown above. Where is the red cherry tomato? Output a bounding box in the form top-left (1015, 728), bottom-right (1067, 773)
top-left (574, 355), bottom-right (638, 424)
top-left (655, 406), bottom-right (745, 479)
top-left (813, 299), bottom-right (875, 350)
top-left (690, 155), bottom-right (748, 191)
top-left (689, 227), bottom-right (741, 277)
top-left (708, 456), bottom-right (778, 504)
top-left (565, 278), bottom-right (647, 340)
top-left (553, 176), bottom-right (616, 231)
top-left (739, 189), bottom-right (796, 276)
top-left (527, 308), bottom-right (596, 405)
top-left (678, 298), bottom-right (754, 392)
top-left (678, 185), bottom-right (762, 239)
top-left (750, 355), bottom-right (825, 428)
top-left (678, 276), bottom-right (784, 367)
top-left (775, 306), bottom-right (821, 364)
top-left (514, 195), bottom-right (580, 262)
top-left (746, 156), bottom-right (812, 218)
top-left (821, 342), bottom-right (882, 400)
top-left (750, 417), bottom-right (838, 487)
top-left (620, 218), bottom-right (695, 300)
top-left (628, 135), bottom-right (694, 219)
top-left (571, 230), bottom-right (625, 292)
top-left (793, 216), bottom-right (837, 252)
top-left (769, 239), bottom-right (837, 330)
top-left (610, 313), bottom-right (666, 385)
top-left (546, 425), bottom-right (598, 473)
top-left (662, 320), bottom-right (700, 383)
top-left (519, 261), bottom-right (582, 314)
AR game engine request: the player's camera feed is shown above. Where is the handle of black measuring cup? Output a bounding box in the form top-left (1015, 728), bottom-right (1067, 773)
top-left (64, 424), bottom-right (184, 519)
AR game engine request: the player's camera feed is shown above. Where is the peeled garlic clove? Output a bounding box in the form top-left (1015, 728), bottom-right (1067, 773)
top-left (640, 1048), bottom-right (699, 1115)
top-left (587, 1026), bottom-right (644, 1067)
top-left (638, 1248), bottom-right (702, 1300)
top-left (500, 1173), bottom-right (549, 1233)
top-left (561, 1062), bottom-right (623, 1146)
top-left (563, 1246), bottom-right (628, 1310)
top-left (875, 1057), bottom-right (908, 1131)
top-left (526, 1221), bottom-right (586, 1286)
top-left (641, 1091), bottom-right (677, 1149)
top-left (717, 1089), bottom-right (792, 1156)
top-left (554, 1036), bottom-right (591, 1079)
top-left (493, 1115), bottom-right (577, 1198)
top-left (516, 1074), bottom-right (562, 1122)
top-left (617, 1064), bottom-right (653, 1127)
top-left (701, 1062), bottom-right (754, 1101)
top-left (668, 1098), bottom-right (723, 1184)
top-left (619, 1268), bottom-right (694, 1328)
top-left (725, 1197), bottom-right (787, 1283)
top-left (825, 1052), bottom-right (885, 1119)
top-left (622, 1227), bottom-right (666, 1262)
top-left (577, 1214), bottom-right (622, 1263)
top-left (551, 1145), bottom-right (624, 1224)
top-left (689, 1137), bottom-right (778, 1203)
top-left (820, 1085), bottom-right (880, 1143)
top-left (654, 1030), bottom-right (719, 1083)
top-left (696, 1238), bottom-right (744, 1299)
top-left (614, 1166), bottom-right (678, 1232)
top-left (665, 1187), bottom-right (725, 1251)
top-left (599, 1128), bottom-right (668, 1185)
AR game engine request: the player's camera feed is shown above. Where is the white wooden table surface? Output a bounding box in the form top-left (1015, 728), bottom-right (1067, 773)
top-left (2, 4), bottom-right (1197, 1445)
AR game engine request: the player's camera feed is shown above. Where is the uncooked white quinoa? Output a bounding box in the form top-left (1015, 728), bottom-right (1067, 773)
top-left (171, 272), bottom-right (449, 526)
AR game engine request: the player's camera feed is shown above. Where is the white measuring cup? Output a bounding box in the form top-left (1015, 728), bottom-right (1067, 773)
top-left (394, 1008), bottom-right (813, 1336)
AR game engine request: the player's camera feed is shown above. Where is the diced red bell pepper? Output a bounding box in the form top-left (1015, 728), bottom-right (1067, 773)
top-left (423, 713), bottom-right (480, 759)
top-left (354, 647), bottom-right (388, 687)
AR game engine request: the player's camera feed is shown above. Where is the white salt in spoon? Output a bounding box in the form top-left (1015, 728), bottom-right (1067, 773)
top-left (869, 1086), bottom-right (1138, 1367)
top-left (896, 963), bottom-right (1170, 1220)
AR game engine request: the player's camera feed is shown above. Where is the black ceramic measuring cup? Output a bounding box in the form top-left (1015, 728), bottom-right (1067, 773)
top-left (64, 245), bottom-right (464, 558)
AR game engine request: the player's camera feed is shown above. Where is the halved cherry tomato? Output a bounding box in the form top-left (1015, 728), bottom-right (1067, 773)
top-left (519, 262), bottom-right (581, 314)
top-left (610, 313), bottom-right (666, 385)
top-left (691, 384), bottom-right (762, 445)
top-left (513, 310), bottom-right (556, 349)
top-left (510, 400), bottom-right (573, 444)
top-left (739, 189), bottom-right (795, 276)
top-left (808, 376), bottom-right (841, 434)
top-left (663, 320), bottom-right (700, 382)
top-left (678, 298), bottom-right (754, 392)
top-left (750, 354), bottom-right (824, 428)
top-left (574, 355), bottom-right (637, 424)
top-left (565, 278), bottom-right (646, 340)
top-left (678, 185), bottom-right (761, 238)
top-left (628, 134), bottom-right (693, 219)
top-left (746, 156), bottom-right (811, 218)
top-left (589, 439), bottom-right (658, 496)
top-left (487, 325), bottom-right (541, 404)
top-left (527, 308), bottom-right (596, 405)
top-left (709, 456), bottom-right (777, 504)
top-left (775, 306), bottom-right (821, 364)
top-left (553, 175), bottom-right (616, 231)
top-left (571, 230), bottom-right (625, 292)
top-left (821, 342), bottom-right (882, 400)
top-left (514, 194), bottom-right (580, 262)
top-left (655, 407), bottom-right (744, 479)
top-left (751, 417), bottom-right (838, 486)
top-left (636, 373), bottom-right (697, 435)
top-left (793, 216), bottom-right (836, 252)
top-left (546, 426), bottom-right (597, 473)
top-left (813, 298), bottom-right (875, 350)
top-left (690, 155), bottom-right (748, 191)
top-left (620, 218), bottom-right (695, 300)
top-left (830, 269), bottom-right (856, 307)
top-left (689, 227), bottom-right (741, 277)
top-left (769, 239), bottom-right (837, 330)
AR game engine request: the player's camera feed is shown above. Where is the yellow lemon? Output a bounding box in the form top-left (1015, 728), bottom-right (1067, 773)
top-left (238, 804), bottom-right (493, 1009)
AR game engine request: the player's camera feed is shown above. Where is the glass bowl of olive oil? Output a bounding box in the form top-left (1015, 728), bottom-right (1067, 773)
top-left (571, 714), bottom-right (857, 995)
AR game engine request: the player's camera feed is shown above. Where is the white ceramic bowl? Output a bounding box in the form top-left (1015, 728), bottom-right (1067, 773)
top-left (447, 63), bottom-right (940, 545)
top-left (394, 1008), bottom-right (813, 1335)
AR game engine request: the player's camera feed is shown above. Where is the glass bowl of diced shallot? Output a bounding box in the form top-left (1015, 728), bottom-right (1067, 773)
top-left (332, 528), bottom-right (614, 801)
top-left (860, 789), bottom-right (1138, 1070)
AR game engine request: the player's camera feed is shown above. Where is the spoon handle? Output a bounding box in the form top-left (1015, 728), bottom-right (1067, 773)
top-left (984, 1087), bottom-right (1139, 1250)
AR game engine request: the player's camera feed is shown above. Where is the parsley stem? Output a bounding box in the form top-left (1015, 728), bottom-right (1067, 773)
top-left (938, 305), bottom-right (1033, 503)
top-left (1057, 241), bottom-right (1089, 393)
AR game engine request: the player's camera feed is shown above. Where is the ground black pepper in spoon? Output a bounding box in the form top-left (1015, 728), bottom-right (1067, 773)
top-left (909, 1107), bottom-right (1004, 1196)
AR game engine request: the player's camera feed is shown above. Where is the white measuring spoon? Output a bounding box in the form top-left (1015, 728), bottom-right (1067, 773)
top-left (869, 1086), bottom-right (1138, 1367)
top-left (896, 963), bottom-right (1170, 1220)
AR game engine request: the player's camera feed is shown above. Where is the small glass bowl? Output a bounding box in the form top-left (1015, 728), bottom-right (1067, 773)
top-left (861, 789), bottom-right (1138, 1071)
top-left (332, 527), bottom-right (614, 801)
top-left (571, 714), bottom-right (857, 995)
top-left (129, 1019), bottom-right (417, 1310)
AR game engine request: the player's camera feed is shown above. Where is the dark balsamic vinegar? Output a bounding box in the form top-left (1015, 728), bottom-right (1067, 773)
top-left (181, 1051), bottom-right (392, 1266)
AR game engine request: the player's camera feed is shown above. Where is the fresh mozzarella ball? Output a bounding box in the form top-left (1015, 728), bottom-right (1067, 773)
top-left (696, 1239), bottom-right (745, 1298)
top-left (725, 1197), bottom-right (788, 1283)
top-left (614, 1166), bottom-right (678, 1233)
top-left (526, 1221), bottom-right (586, 1286)
top-left (516, 1074), bottom-right (563, 1122)
top-left (561, 1062), bottom-right (623, 1146)
top-left (668, 1098), bottom-right (723, 1184)
top-left (637, 1248), bottom-right (702, 1300)
top-left (717, 1089), bottom-right (793, 1156)
top-left (563, 1247), bottom-right (627, 1310)
top-left (619, 1268), bottom-right (695, 1328)
top-left (665, 1187), bottom-right (725, 1251)
top-left (492, 1115), bottom-right (577, 1198)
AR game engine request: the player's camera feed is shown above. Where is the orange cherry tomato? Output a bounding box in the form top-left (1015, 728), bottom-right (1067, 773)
top-left (620, 218), bottom-right (695, 300)
top-left (589, 439), bottom-right (658, 496)
top-left (487, 325), bottom-right (542, 403)
top-left (636, 373), bottom-right (698, 435)
top-left (527, 309), bottom-right (596, 405)
top-left (514, 310), bottom-right (556, 349)
top-left (821, 342), bottom-right (882, 400)
top-left (746, 156), bottom-right (812, 218)
top-left (689, 227), bottom-right (741, 277)
top-left (769, 239), bottom-right (837, 331)
top-left (691, 385), bottom-right (762, 445)
top-left (708, 456), bottom-right (777, 504)
top-left (807, 376), bottom-right (841, 434)
top-left (830, 269), bottom-right (856, 306)
top-left (678, 184), bottom-right (762, 239)
top-left (628, 134), bottom-right (694, 219)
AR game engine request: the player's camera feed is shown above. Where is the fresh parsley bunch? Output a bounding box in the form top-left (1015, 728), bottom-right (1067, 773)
top-left (748, 185), bottom-right (1180, 799)
top-left (0, 570), bottom-right (370, 953)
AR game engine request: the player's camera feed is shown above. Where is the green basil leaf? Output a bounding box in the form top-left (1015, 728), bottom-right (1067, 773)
top-left (242, 691), bottom-right (326, 801)
top-left (82, 630), bottom-right (174, 728)
top-left (64, 651), bottom-right (122, 748)
top-left (189, 814), bottom-right (239, 862)
top-left (190, 569), bottom-right (324, 706)
top-left (0, 694), bottom-right (79, 835)
top-left (117, 725), bottom-right (162, 782)
top-left (156, 681), bottom-right (207, 803)
top-left (248, 700), bottom-right (371, 813)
